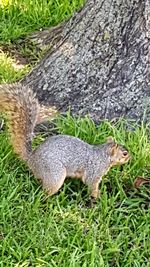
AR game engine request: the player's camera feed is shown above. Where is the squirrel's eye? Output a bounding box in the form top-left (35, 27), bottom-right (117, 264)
top-left (123, 151), bottom-right (128, 156)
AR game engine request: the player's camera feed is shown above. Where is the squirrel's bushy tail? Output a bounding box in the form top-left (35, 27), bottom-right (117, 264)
top-left (0, 83), bottom-right (39, 160)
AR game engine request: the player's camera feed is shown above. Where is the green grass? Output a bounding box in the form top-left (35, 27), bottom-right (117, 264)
top-left (0, 0), bottom-right (85, 44)
top-left (0, 116), bottom-right (150, 266)
top-left (0, 50), bottom-right (29, 83)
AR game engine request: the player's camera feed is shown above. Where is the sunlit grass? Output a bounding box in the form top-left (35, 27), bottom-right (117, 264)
top-left (0, 50), bottom-right (29, 83)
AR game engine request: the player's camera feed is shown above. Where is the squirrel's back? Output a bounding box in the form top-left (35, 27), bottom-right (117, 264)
top-left (31, 134), bottom-right (91, 161)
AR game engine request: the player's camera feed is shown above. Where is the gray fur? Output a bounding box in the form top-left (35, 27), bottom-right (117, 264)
top-left (28, 135), bottom-right (130, 198)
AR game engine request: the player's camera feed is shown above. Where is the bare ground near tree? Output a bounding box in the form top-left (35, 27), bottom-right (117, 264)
top-left (22, 0), bottom-right (150, 123)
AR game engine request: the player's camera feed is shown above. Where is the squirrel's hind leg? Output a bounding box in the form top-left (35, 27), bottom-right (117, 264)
top-left (41, 160), bottom-right (66, 196)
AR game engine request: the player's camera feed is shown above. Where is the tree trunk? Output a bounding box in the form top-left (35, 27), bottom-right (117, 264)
top-left (22, 0), bottom-right (150, 123)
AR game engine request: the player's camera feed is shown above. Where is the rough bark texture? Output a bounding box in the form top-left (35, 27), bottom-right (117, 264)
top-left (22, 0), bottom-right (150, 123)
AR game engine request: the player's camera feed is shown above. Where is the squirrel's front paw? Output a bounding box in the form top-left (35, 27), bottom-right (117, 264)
top-left (90, 189), bottom-right (100, 199)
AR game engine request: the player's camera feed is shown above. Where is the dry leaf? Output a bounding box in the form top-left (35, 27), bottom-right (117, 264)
top-left (134, 176), bottom-right (150, 188)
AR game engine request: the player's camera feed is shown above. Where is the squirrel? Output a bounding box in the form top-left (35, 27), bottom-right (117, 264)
top-left (0, 83), bottom-right (131, 198)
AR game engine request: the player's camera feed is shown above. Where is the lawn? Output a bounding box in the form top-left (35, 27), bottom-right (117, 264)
top-left (0, 1), bottom-right (150, 266)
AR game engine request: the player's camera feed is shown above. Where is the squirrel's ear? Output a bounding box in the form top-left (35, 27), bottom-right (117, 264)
top-left (110, 144), bottom-right (118, 155)
top-left (107, 136), bottom-right (115, 144)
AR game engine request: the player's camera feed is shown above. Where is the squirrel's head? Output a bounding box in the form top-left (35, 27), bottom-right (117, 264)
top-left (107, 137), bottom-right (131, 165)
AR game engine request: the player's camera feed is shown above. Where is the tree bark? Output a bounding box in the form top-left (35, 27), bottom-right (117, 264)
top-left (22, 0), bottom-right (150, 123)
